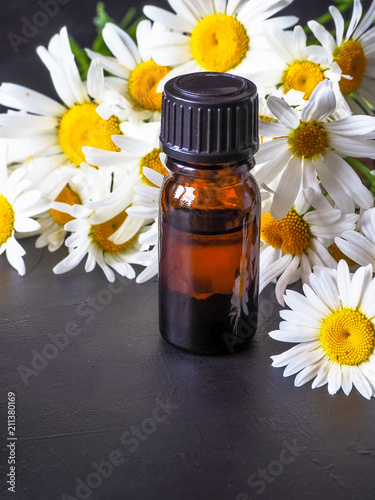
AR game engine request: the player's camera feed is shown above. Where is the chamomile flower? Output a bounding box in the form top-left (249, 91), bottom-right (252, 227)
top-left (260, 187), bottom-right (358, 305)
top-left (270, 261), bottom-right (375, 399)
top-left (254, 24), bottom-right (344, 101)
top-left (254, 80), bottom-right (375, 220)
top-left (52, 165), bottom-right (146, 282)
top-left (86, 20), bottom-right (171, 122)
top-left (0, 146), bottom-right (48, 275)
top-left (0, 27), bottom-right (122, 172)
top-left (35, 176), bottom-right (88, 253)
top-left (143, 0), bottom-right (297, 88)
top-left (308, 0), bottom-right (375, 114)
top-left (335, 207), bottom-right (375, 271)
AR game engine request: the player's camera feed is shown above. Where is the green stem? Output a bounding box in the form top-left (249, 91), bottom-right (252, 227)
top-left (346, 157), bottom-right (374, 183)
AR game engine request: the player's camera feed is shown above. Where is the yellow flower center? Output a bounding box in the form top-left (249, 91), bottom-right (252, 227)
top-left (288, 120), bottom-right (328, 158)
top-left (58, 102), bottom-right (121, 167)
top-left (128, 60), bottom-right (171, 111)
top-left (261, 209), bottom-right (311, 254)
top-left (333, 39), bottom-right (367, 94)
top-left (0, 195), bottom-right (15, 245)
top-left (259, 115), bottom-right (273, 123)
top-left (320, 308), bottom-right (375, 365)
top-left (282, 60), bottom-right (325, 100)
top-left (49, 184), bottom-right (82, 227)
top-left (139, 148), bottom-right (168, 186)
top-left (90, 211), bottom-right (137, 253)
top-left (190, 13), bottom-right (249, 72)
top-left (328, 243), bottom-right (357, 267)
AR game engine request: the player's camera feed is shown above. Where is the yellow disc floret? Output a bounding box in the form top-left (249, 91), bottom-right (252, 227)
top-left (261, 209), bottom-right (311, 255)
top-left (49, 184), bottom-right (82, 227)
top-left (90, 211), bottom-right (137, 253)
top-left (333, 39), bottom-right (367, 94)
top-left (191, 14), bottom-right (249, 72)
top-left (59, 102), bottom-right (121, 167)
top-left (282, 60), bottom-right (325, 100)
top-left (128, 61), bottom-right (171, 111)
top-left (288, 120), bottom-right (328, 158)
top-left (320, 308), bottom-right (375, 365)
top-left (139, 148), bottom-right (168, 186)
top-left (0, 195), bottom-right (15, 245)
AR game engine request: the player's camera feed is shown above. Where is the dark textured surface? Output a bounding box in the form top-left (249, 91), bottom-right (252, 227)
top-left (2, 239), bottom-right (375, 500)
top-left (1, 1), bottom-right (375, 499)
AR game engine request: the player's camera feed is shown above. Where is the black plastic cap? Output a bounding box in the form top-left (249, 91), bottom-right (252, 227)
top-left (160, 72), bottom-right (259, 165)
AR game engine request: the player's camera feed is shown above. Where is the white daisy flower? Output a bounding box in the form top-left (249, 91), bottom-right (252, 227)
top-left (269, 260), bottom-right (375, 399)
top-left (335, 207), bottom-right (375, 271)
top-left (253, 24), bottom-right (344, 102)
top-left (260, 187), bottom-right (358, 305)
top-left (143, 0), bottom-right (297, 88)
top-left (254, 80), bottom-right (375, 220)
top-left (52, 165), bottom-right (145, 282)
top-left (0, 146), bottom-right (48, 275)
top-left (0, 27), bottom-right (122, 171)
top-left (308, 0), bottom-right (375, 115)
top-left (86, 20), bottom-right (171, 122)
top-left (82, 122), bottom-right (168, 244)
top-left (34, 175), bottom-right (89, 253)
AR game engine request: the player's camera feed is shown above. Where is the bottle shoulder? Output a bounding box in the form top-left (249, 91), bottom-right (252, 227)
top-left (161, 171), bottom-right (260, 212)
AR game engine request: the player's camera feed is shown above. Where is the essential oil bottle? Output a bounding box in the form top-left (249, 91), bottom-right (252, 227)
top-left (158, 72), bottom-right (260, 355)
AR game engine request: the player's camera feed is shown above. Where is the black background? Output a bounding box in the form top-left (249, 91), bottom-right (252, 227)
top-left (1, 1), bottom-right (375, 500)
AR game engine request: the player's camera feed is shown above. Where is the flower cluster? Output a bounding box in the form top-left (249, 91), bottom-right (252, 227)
top-left (1, 0), bottom-right (375, 397)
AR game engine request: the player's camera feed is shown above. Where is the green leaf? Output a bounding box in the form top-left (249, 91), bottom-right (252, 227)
top-left (69, 36), bottom-right (91, 80)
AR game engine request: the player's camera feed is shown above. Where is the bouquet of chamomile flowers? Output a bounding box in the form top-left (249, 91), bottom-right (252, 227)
top-left (1, 0), bottom-right (375, 398)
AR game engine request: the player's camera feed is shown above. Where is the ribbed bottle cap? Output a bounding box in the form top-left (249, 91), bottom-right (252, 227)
top-left (160, 72), bottom-right (259, 165)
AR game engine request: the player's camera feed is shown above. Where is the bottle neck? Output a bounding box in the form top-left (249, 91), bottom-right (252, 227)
top-left (166, 157), bottom-right (254, 179)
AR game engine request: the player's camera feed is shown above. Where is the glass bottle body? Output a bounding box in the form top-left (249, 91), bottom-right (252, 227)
top-left (159, 157), bottom-right (260, 355)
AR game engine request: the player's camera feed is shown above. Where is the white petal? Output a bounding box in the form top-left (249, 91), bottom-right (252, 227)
top-left (301, 80), bottom-right (336, 122)
top-left (6, 237), bottom-right (26, 276)
top-left (102, 23), bottom-right (140, 69)
top-left (266, 96), bottom-right (299, 129)
top-left (14, 217), bottom-right (40, 233)
top-left (325, 115), bottom-right (375, 136)
top-left (283, 348), bottom-right (324, 377)
top-left (309, 270), bottom-right (340, 312)
top-left (307, 20), bottom-right (336, 53)
top-left (258, 121), bottom-right (290, 138)
top-left (275, 254), bottom-right (301, 305)
top-left (327, 362), bottom-right (342, 395)
top-left (271, 155), bottom-right (302, 220)
top-left (260, 253), bottom-right (293, 292)
top-left (329, 6), bottom-right (344, 46)
top-left (87, 59), bottom-right (105, 102)
top-left (254, 138), bottom-right (289, 164)
top-left (143, 5), bottom-right (195, 32)
top-left (312, 358), bottom-right (333, 388)
top-left (85, 49), bottom-right (129, 79)
top-left (323, 151), bottom-right (374, 209)
top-left (295, 359), bottom-right (325, 387)
top-left (341, 366), bottom-right (353, 396)
top-left (346, 0), bottom-right (362, 40)
top-left (351, 366), bottom-right (372, 400)
top-left (0, 83), bottom-right (66, 116)
top-left (314, 154), bottom-right (355, 214)
top-left (302, 282), bottom-right (331, 317)
top-left (283, 287), bottom-right (325, 320)
top-left (270, 341), bottom-right (319, 367)
top-left (336, 259), bottom-right (351, 306)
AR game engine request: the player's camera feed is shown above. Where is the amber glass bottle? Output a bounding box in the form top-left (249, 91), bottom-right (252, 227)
top-left (159, 72), bottom-right (260, 355)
